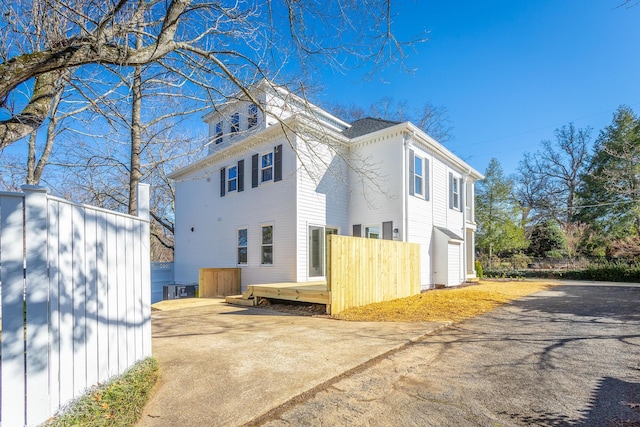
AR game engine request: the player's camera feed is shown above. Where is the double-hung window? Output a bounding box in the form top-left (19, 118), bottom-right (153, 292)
top-left (450, 173), bottom-right (461, 210)
top-left (227, 166), bottom-right (238, 192)
top-left (261, 152), bottom-right (273, 182)
top-left (231, 112), bottom-right (240, 134)
top-left (409, 149), bottom-right (429, 200)
top-left (261, 225), bottom-right (273, 265)
top-left (414, 156), bottom-right (424, 197)
top-left (237, 228), bottom-right (248, 265)
top-left (248, 103), bottom-right (258, 129)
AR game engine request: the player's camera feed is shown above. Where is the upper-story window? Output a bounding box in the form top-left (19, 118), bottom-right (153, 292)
top-left (248, 103), bottom-right (258, 129)
top-left (409, 149), bottom-right (429, 200)
top-left (261, 152), bottom-right (273, 182)
top-left (449, 172), bottom-right (461, 211)
top-left (231, 112), bottom-right (240, 134)
top-left (414, 156), bottom-right (423, 196)
top-left (228, 166), bottom-right (238, 192)
top-left (214, 122), bottom-right (223, 144)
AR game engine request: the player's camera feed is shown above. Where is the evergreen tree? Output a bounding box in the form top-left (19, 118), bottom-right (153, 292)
top-left (577, 106), bottom-right (640, 242)
top-left (529, 220), bottom-right (567, 257)
top-left (476, 158), bottom-right (526, 256)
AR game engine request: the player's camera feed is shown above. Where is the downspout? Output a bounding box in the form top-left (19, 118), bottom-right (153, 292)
top-left (402, 132), bottom-right (409, 242)
top-left (462, 173), bottom-right (468, 281)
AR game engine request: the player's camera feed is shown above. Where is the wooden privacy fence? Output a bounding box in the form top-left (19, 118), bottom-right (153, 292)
top-left (199, 268), bottom-right (241, 297)
top-left (328, 235), bottom-right (421, 315)
top-left (0, 184), bottom-right (152, 427)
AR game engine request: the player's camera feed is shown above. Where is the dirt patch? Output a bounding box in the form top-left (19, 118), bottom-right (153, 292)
top-left (256, 298), bottom-right (328, 317)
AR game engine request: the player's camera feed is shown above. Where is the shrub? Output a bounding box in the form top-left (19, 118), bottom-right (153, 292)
top-left (545, 250), bottom-right (564, 259)
top-left (484, 261), bottom-right (640, 282)
top-left (475, 260), bottom-right (483, 279)
top-left (529, 220), bottom-right (567, 257)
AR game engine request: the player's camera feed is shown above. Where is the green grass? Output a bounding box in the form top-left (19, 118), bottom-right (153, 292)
top-left (44, 357), bottom-right (159, 427)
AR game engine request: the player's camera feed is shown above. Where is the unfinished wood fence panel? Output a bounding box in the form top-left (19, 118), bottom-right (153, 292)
top-left (199, 268), bottom-right (241, 297)
top-left (328, 235), bottom-right (420, 315)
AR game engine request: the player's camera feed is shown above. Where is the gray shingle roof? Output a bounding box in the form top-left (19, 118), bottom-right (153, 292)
top-left (341, 117), bottom-right (401, 139)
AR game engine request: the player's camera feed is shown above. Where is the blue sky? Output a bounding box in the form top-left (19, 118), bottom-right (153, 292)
top-left (318, 0), bottom-right (640, 176)
top-left (3, 1), bottom-right (638, 184)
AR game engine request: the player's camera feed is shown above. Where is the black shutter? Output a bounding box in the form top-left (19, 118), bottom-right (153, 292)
top-left (220, 167), bottom-right (226, 197)
top-left (238, 159), bottom-right (245, 192)
top-left (409, 149), bottom-right (415, 196)
top-left (274, 144), bottom-right (282, 182)
top-left (425, 158), bottom-right (430, 201)
top-left (252, 154), bottom-right (259, 188)
top-left (352, 224), bottom-right (362, 237)
top-left (382, 221), bottom-right (393, 240)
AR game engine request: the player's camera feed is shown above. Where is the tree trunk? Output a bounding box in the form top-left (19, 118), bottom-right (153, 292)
top-left (129, 67), bottom-right (143, 215)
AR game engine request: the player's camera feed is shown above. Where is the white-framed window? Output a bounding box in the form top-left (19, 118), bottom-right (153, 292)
top-left (237, 228), bottom-right (248, 265)
top-left (227, 165), bottom-right (238, 192)
top-left (365, 225), bottom-right (380, 239)
top-left (231, 112), bottom-right (240, 134)
top-left (409, 149), bottom-right (429, 200)
top-left (450, 173), bottom-right (461, 210)
top-left (248, 103), bottom-right (258, 129)
top-left (261, 224), bottom-right (273, 265)
top-left (261, 152), bottom-right (273, 182)
top-left (214, 122), bottom-right (223, 144)
top-left (414, 155), bottom-right (424, 197)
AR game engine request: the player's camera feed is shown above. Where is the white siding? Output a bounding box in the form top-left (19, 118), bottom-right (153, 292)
top-left (174, 136), bottom-right (298, 289)
top-left (406, 144), bottom-right (435, 288)
top-left (431, 156), bottom-right (449, 227)
top-left (348, 133), bottom-right (404, 239)
top-left (295, 138), bottom-right (350, 281)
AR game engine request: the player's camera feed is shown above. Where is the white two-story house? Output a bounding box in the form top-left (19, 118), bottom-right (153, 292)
top-left (169, 81), bottom-right (484, 290)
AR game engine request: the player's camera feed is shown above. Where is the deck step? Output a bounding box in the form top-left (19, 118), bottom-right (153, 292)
top-left (225, 295), bottom-right (256, 307)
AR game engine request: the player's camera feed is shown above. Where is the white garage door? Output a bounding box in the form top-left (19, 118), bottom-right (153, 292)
top-left (447, 242), bottom-right (461, 286)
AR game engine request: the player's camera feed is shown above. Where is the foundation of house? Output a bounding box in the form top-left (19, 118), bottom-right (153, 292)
top-left (225, 281), bottom-right (330, 311)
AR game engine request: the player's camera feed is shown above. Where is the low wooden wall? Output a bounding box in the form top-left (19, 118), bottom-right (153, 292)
top-left (199, 268), bottom-right (241, 297)
top-left (328, 235), bottom-right (420, 315)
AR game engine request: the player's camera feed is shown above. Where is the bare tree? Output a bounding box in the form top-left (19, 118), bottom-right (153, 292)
top-left (518, 123), bottom-right (591, 225)
top-left (1, 0), bottom-right (421, 148)
top-left (332, 98), bottom-right (453, 143)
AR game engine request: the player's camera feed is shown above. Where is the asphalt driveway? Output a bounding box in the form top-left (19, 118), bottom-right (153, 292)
top-left (260, 282), bottom-right (640, 426)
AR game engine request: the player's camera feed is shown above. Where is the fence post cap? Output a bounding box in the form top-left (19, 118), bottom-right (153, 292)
top-left (21, 185), bottom-right (49, 194)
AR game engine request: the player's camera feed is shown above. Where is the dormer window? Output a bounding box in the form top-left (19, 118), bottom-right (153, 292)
top-left (214, 122), bottom-right (223, 144)
top-left (231, 112), bottom-right (240, 134)
top-left (248, 103), bottom-right (258, 129)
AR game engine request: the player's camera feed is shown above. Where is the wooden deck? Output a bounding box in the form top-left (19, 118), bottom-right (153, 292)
top-left (225, 281), bottom-right (330, 308)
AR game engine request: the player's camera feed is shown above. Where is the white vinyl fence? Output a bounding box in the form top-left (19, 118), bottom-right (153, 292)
top-left (0, 184), bottom-right (152, 427)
